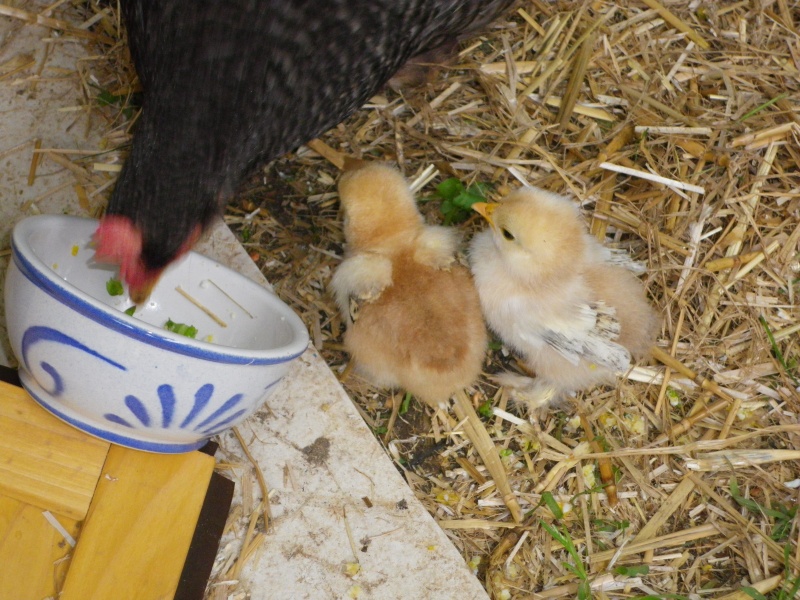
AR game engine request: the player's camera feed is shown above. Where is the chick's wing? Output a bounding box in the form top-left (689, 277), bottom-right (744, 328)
top-left (515, 298), bottom-right (630, 372)
top-left (331, 253), bottom-right (393, 323)
top-left (413, 226), bottom-right (459, 270)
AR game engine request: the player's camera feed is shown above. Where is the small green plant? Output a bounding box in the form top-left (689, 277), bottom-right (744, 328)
top-left (592, 518), bottom-right (630, 533)
top-left (739, 92), bottom-right (789, 122)
top-left (742, 545), bottom-right (800, 599)
top-left (427, 177), bottom-right (489, 225)
top-left (758, 315), bottom-right (799, 387)
top-left (729, 476), bottom-right (797, 541)
top-left (539, 519), bottom-right (591, 600)
top-left (94, 86), bottom-right (138, 120)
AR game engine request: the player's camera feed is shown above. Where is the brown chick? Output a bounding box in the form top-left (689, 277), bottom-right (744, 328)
top-left (331, 163), bottom-right (487, 408)
top-left (468, 186), bottom-right (659, 411)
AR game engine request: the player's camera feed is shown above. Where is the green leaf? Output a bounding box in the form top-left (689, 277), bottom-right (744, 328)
top-left (435, 178), bottom-right (465, 201)
top-left (499, 448), bottom-right (513, 458)
top-left (739, 92), bottom-right (789, 122)
top-left (124, 306), bottom-right (136, 316)
top-left (399, 392), bottom-right (412, 415)
top-left (164, 318), bottom-right (198, 339)
top-left (541, 492), bottom-right (564, 519)
top-left (758, 315), bottom-right (799, 386)
top-left (106, 278), bottom-right (124, 296)
top-left (614, 564), bottom-right (650, 577)
top-left (466, 182), bottom-right (489, 198)
top-left (96, 89), bottom-right (125, 107)
top-left (452, 190), bottom-right (485, 210)
top-left (741, 586), bottom-right (768, 600)
top-left (786, 572), bottom-right (800, 598)
top-left (593, 518), bottom-right (630, 533)
top-left (432, 177), bottom-right (489, 224)
top-left (539, 518), bottom-right (566, 544)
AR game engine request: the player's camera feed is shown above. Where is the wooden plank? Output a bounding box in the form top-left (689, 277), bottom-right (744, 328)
top-left (60, 445), bottom-right (215, 600)
top-left (175, 471), bottom-right (235, 600)
top-left (0, 380), bottom-right (109, 521)
top-left (0, 495), bottom-right (80, 598)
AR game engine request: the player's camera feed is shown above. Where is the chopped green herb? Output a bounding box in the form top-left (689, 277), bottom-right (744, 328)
top-left (165, 318), bottom-right (198, 338)
top-left (399, 392), bottom-right (412, 415)
top-left (477, 401), bottom-right (493, 419)
top-left (124, 306), bottom-right (136, 316)
top-left (106, 277), bottom-right (124, 296)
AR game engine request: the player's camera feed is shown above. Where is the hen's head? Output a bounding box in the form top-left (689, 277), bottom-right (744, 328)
top-left (94, 216), bottom-right (201, 304)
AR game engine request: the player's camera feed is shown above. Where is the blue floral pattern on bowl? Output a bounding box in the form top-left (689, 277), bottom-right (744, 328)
top-left (103, 381), bottom-right (276, 437)
top-left (18, 324), bottom-right (273, 449)
top-left (21, 325), bottom-right (127, 396)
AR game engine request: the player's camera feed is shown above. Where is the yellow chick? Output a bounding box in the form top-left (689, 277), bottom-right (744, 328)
top-left (331, 163), bottom-right (487, 408)
top-left (468, 187), bottom-right (658, 410)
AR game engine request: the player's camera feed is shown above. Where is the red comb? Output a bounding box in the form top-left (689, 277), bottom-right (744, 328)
top-left (94, 216), bottom-right (141, 263)
top-left (94, 216), bottom-right (149, 288)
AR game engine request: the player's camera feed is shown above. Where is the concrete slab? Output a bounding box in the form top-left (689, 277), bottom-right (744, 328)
top-left (0, 4), bottom-right (488, 598)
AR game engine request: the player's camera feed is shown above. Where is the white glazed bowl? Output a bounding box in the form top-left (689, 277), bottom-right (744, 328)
top-left (5, 215), bottom-right (309, 453)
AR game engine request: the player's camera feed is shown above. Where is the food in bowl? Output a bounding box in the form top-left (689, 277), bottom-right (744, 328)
top-left (5, 215), bottom-right (309, 453)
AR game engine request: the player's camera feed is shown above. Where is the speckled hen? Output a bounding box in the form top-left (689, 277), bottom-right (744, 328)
top-left (96, 0), bottom-right (515, 302)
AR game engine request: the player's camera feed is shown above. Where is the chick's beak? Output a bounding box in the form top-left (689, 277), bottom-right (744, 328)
top-left (472, 202), bottom-right (499, 227)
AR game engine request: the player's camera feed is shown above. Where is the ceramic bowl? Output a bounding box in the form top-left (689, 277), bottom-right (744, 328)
top-left (5, 215), bottom-right (309, 453)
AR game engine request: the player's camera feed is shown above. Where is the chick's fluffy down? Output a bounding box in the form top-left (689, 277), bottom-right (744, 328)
top-left (345, 253), bottom-right (487, 406)
top-left (332, 163), bottom-right (487, 407)
top-left (469, 186), bottom-right (658, 406)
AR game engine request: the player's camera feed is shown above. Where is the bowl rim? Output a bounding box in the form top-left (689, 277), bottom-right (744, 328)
top-left (11, 214), bottom-right (309, 365)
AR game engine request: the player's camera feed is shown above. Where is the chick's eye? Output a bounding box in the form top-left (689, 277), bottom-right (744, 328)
top-left (501, 228), bottom-right (515, 241)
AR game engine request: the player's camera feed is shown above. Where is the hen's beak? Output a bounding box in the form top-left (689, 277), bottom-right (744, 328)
top-left (472, 202), bottom-right (499, 227)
